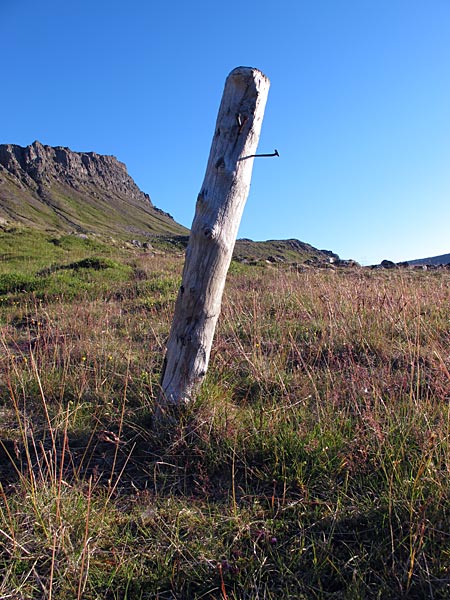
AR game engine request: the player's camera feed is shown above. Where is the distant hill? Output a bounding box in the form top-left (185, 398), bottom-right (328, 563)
top-left (233, 238), bottom-right (340, 265)
top-left (0, 141), bottom-right (340, 264)
top-left (408, 253), bottom-right (450, 267)
top-left (0, 141), bottom-right (187, 238)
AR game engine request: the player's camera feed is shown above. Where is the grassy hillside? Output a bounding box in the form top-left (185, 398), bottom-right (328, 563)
top-left (1, 239), bottom-right (450, 598)
top-left (0, 169), bottom-right (188, 239)
top-left (233, 238), bottom-right (337, 264)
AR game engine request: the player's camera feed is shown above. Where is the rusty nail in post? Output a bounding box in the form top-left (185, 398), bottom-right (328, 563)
top-left (247, 149), bottom-right (279, 158)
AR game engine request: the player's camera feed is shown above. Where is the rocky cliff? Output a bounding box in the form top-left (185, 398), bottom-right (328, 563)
top-left (0, 141), bottom-right (153, 206)
top-left (0, 141), bottom-right (187, 237)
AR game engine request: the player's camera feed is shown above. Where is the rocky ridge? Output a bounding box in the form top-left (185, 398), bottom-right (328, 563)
top-left (0, 140), bottom-right (151, 206)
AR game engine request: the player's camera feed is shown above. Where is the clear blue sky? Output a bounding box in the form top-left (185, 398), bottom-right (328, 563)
top-left (1, 0), bottom-right (449, 264)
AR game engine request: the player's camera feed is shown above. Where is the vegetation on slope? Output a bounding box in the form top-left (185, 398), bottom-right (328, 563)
top-left (1, 233), bottom-right (450, 599)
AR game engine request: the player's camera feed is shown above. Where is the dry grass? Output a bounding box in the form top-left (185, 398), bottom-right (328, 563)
top-left (1, 254), bottom-right (450, 598)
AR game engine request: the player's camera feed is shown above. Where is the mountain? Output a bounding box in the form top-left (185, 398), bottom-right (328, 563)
top-left (0, 140), bottom-right (187, 237)
top-left (407, 253), bottom-right (450, 267)
top-left (0, 141), bottom-right (341, 265)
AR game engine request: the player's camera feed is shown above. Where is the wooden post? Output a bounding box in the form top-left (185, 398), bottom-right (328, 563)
top-left (158, 66), bottom-right (270, 417)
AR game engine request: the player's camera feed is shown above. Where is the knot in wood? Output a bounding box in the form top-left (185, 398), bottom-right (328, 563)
top-left (215, 157), bottom-right (225, 170)
top-left (203, 227), bottom-right (215, 239)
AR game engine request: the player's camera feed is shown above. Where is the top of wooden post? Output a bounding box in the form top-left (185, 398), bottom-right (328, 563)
top-left (228, 66), bottom-right (269, 81)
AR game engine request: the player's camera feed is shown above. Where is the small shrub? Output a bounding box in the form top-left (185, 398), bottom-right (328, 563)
top-left (65, 257), bottom-right (119, 271)
top-left (0, 272), bottom-right (38, 295)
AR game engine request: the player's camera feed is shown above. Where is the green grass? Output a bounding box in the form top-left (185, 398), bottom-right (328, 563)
top-left (0, 228), bottom-right (113, 273)
top-left (0, 228), bottom-right (139, 305)
top-left (0, 170), bottom-right (190, 239)
top-left (1, 247), bottom-right (450, 598)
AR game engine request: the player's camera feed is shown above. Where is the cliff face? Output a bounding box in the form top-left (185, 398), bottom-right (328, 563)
top-left (0, 141), bottom-right (187, 237)
top-left (0, 140), bottom-right (152, 206)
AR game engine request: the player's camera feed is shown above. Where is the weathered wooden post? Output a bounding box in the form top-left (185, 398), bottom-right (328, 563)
top-left (158, 66), bottom-right (271, 418)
